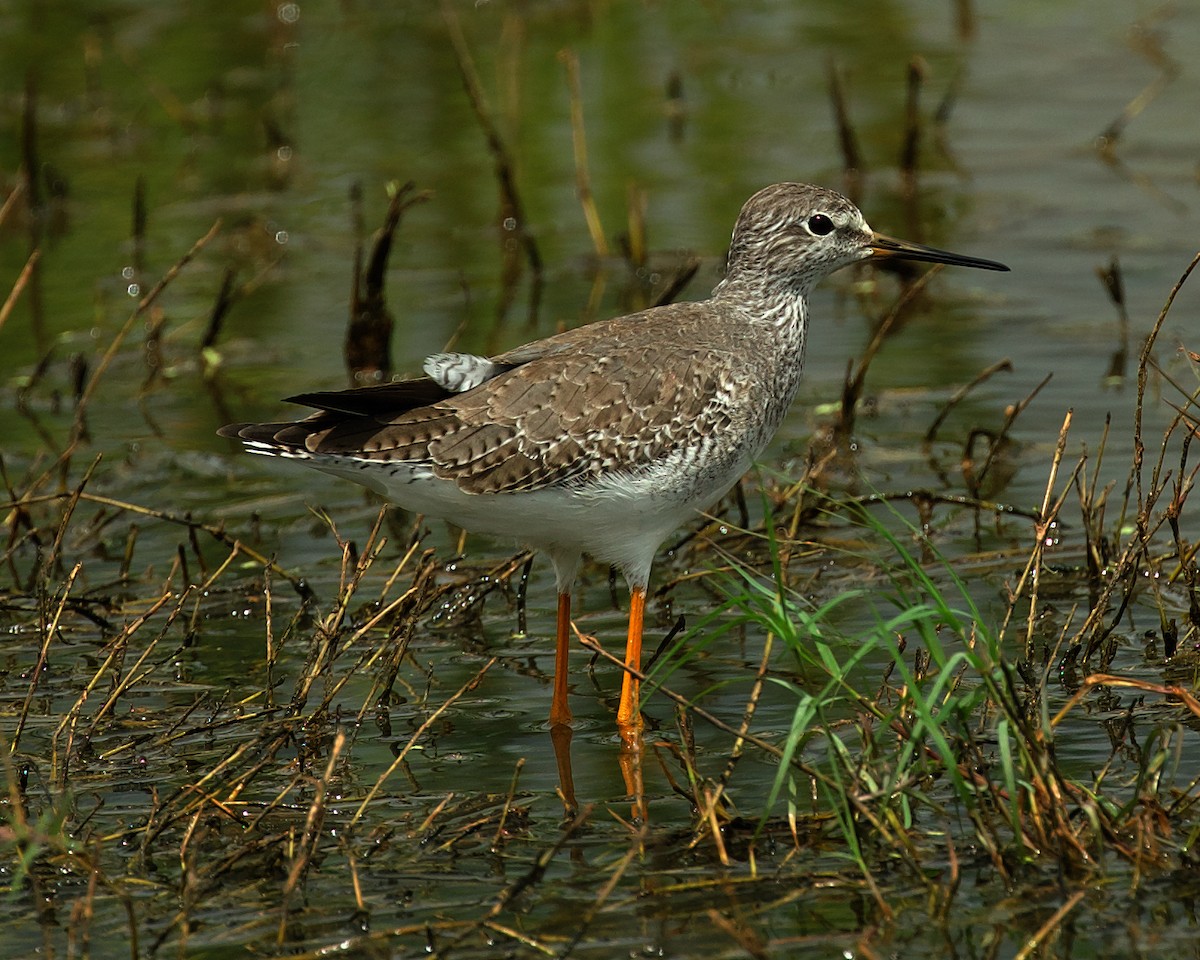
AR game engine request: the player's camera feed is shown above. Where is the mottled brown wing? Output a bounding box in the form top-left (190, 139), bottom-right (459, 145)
top-left (305, 339), bottom-right (734, 494)
top-left (226, 301), bottom-right (740, 495)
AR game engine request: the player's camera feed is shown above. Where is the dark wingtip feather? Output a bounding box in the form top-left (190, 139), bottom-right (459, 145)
top-left (217, 422), bottom-right (251, 439)
top-left (217, 422), bottom-right (308, 447)
top-left (286, 378), bottom-right (455, 416)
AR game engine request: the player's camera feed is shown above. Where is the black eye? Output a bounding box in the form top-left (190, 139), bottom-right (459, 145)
top-left (806, 214), bottom-right (835, 236)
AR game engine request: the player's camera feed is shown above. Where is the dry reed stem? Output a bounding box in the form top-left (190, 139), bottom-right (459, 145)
top-left (1069, 493), bottom-right (1172, 659)
top-left (899, 56), bottom-right (926, 190)
top-left (558, 49), bottom-right (608, 258)
top-left (287, 507), bottom-right (391, 704)
top-left (344, 842), bottom-right (365, 914)
top-left (990, 425), bottom-right (1077, 648)
top-left (1012, 889), bottom-right (1086, 960)
top-left (11, 561), bottom-right (81, 752)
top-left (373, 533), bottom-right (428, 604)
top-left (838, 263), bottom-right (943, 439)
top-left (199, 264), bottom-right (237, 355)
top-left (1059, 251), bottom-right (1200, 655)
top-left (559, 842), bottom-right (638, 958)
top-left (300, 547), bottom-right (525, 729)
top-left (277, 728), bottom-right (348, 944)
top-left (137, 736), bottom-right (264, 851)
top-left (574, 632), bottom-right (786, 760)
top-left (0, 248), bottom-right (40, 333)
top-left (1051, 673), bottom-right (1200, 729)
top-left (3, 489), bottom-right (309, 596)
top-left (1096, 19), bottom-right (1179, 150)
top-left (439, 803), bottom-right (593, 956)
top-left (701, 784), bottom-right (730, 866)
top-left (0, 179), bottom-right (25, 227)
top-left (479, 921), bottom-right (556, 956)
top-left (846, 489), bottom-right (1040, 523)
top-left (970, 372), bottom-right (1052, 494)
top-left (489, 758), bottom-right (526, 850)
top-left (1074, 414), bottom-right (1114, 580)
top-left (826, 59), bottom-right (863, 181)
top-left (346, 560), bottom-right (442, 720)
top-left (267, 922), bottom-right (476, 960)
top-left (625, 183), bottom-right (648, 270)
top-left (707, 908), bottom-right (769, 959)
top-left (84, 589), bottom-right (193, 739)
top-left (442, 0), bottom-right (542, 276)
top-left (49, 587), bottom-right (179, 785)
top-left (237, 758), bottom-right (310, 833)
top-left (72, 219), bottom-right (222, 441)
top-left (923, 357), bottom-right (1014, 446)
top-left (345, 181), bottom-right (432, 381)
top-left (1013, 410), bottom-right (1075, 650)
top-left (349, 657), bottom-right (497, 827)
top-left (1133, 252), bottom-right (1200, 513)
top-left (39, 454), bottom-right (101, 580)
top-left (690, 633), bottom-right (774, 850)
top-left (263, 563), bottom-right (278, 707)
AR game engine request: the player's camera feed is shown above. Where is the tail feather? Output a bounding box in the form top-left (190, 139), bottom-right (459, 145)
top-left (218, 421), bottom-right (316, 458)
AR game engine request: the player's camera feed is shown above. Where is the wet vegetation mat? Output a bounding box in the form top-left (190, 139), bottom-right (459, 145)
top-left (4, 3), bottom-right (1200, 959)
top-left (5, 234), bottom-right (1200, 956)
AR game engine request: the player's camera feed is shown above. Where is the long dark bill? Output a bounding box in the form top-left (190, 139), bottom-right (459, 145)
top-left (871, 232), bottom-right (1009, 272)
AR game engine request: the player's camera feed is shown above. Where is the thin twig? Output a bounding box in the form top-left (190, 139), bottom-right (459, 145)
top-left (350, 658), bottom-right (497, 827)
top-left (558, 49), bottom-right (608, 258)
top-left (442, 1), bottom-right (542, 277)
top-left (72, 219), bottom-right (222, 441)
top-left (0, 248), bottom-right (40, 333)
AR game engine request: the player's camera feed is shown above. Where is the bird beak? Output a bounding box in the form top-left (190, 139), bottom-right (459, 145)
top-left (870, 232), bottom-right (1009, 272)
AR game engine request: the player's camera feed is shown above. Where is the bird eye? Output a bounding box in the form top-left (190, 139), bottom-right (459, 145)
top-left (806, 214), bottom-right (835, 236)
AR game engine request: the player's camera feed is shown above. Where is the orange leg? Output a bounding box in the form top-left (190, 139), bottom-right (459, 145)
top-left (549, 591), bottom-right (573, 727)
top-left (617, 736), bottom-right (647, 824)
top-left (616, 586), bottom-right (646, 739)
top-left (549, 721), bottom-right (578, 817)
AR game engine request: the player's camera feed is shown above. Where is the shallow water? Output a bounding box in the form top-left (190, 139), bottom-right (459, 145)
top-left (3, 2), bottom-right (1200, 957)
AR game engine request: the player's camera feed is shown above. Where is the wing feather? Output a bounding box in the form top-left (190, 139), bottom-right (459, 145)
top-left (223, 302), bottom-right (748, 496)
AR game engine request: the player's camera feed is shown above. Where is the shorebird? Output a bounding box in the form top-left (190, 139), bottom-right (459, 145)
top-left (220, 182), bottom-right (1007, 738)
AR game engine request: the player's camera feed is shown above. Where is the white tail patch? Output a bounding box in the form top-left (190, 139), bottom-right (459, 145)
top-left (242, 440), bottom-right (310, 461)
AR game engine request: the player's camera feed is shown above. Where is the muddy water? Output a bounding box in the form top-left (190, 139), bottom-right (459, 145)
top-left (3, 2), bottom-right (1200, 957)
